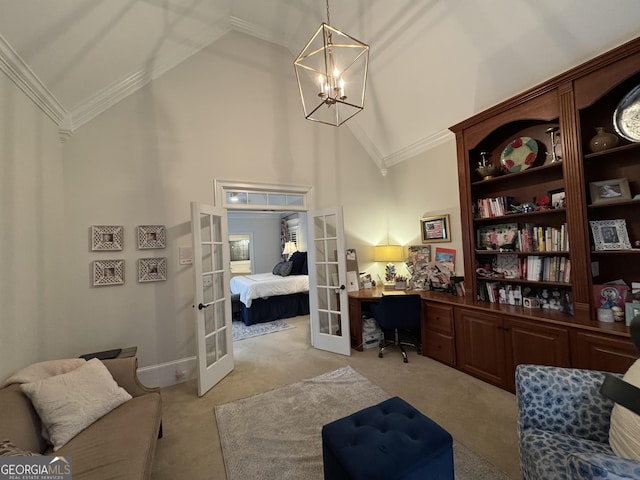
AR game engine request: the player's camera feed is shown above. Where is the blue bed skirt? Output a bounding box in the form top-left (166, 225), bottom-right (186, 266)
top-left (241, 292), bottom-right (310, 326)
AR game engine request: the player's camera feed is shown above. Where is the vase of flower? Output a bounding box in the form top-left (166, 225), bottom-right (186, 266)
top-left (589, 127), bottom-right (619, 153)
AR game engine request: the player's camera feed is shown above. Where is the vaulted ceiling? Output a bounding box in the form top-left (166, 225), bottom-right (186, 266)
top-left (1, 1), bottom-right (640, 171)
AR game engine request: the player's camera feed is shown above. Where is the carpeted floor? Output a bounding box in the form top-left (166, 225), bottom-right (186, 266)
top-left (232, 319), bottom-right (294, 341)
top-left (215, 366), bottom-right (511, 480)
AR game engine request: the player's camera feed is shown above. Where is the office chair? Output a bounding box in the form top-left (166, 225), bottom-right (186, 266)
top-left (372, 294), bottom-right (422, 363)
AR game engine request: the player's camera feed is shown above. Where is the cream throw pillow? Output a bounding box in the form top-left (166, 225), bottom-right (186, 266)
top-left (609, 359), bottom-right (640, 460)
top-left (20, 358), bottom-right (132, 451)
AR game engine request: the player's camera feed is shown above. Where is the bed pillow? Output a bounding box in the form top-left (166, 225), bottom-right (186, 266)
top-left (289, 252), bottom-right (307, 275)
top-left (272, 261), bottom-right (293, 276)
top-left (20, 358), bottom-right (132, 451)
top-left (609, 358), bottom-right (640, 460)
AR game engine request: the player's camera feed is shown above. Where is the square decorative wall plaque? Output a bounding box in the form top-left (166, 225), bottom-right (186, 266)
top-left (92, 260), bottom-right (125, 286)
top-left (137, 225), bottom-right (166, 249)
top-left (91, 225), bottom-right (124, 251)
top-left (138, 257), bottom-right (167, 282)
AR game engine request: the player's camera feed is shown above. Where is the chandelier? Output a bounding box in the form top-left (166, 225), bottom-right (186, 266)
top-left (293, 0), bottom-right (369, 126)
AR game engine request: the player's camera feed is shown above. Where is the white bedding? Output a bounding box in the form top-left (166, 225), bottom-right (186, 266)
top-left (230, 273), bottom-right (309, 308)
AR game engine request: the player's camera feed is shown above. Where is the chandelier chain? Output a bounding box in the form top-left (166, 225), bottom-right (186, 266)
top-left (325, 0), bottom-right (330, 25)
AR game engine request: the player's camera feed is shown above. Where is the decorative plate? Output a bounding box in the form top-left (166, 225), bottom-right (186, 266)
top-left (500, 137), bottom-right (538, 173)
top-left (613, 83), bottom-right (640, 142)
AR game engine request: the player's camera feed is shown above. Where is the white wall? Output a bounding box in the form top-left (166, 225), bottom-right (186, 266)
top-left (228, 212), bottom-right (281, 273)
top-left (0, 71), bottom-right (67, 380)
top-left (59, 31), bottom-right (387, 379)
top-left (381, 140), bottom-right (464, 279)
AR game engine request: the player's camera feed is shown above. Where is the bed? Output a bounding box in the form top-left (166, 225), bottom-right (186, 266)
top-left (230, 252), bottom-right (309, 326)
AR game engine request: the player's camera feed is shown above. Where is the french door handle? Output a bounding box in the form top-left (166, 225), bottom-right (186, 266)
top-left (334, 285), bottom-right (346, 293)
top-left (198, 302), bottom-right (214, 310)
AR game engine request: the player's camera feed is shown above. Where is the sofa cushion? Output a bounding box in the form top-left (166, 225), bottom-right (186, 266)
top-left (54, 393), bottom-right (161, 480)
top-left (0, 439), bottom-right (40, 456)
top-left (21, 358), bottom-right (132, 451)
top-left (610, 359), bottom-right (640, 460)
top-left (0, 384), bottom-right (48, 454)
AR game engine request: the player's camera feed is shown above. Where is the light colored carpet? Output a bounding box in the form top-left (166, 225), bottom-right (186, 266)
top-left (215, 365), bottom-right (510, 480)
top-left (232, 319), bottom-right (294, 341)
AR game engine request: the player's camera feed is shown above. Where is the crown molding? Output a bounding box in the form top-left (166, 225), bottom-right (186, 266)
top-left (69, 19), bottom-right (232, 131)
top-left (0, 33), bottom-right (67, 126)
top-left (345, 120), bottom-right (387, 174)
top-left (229, 16), bottom-right (288, 47)
top-left (383, 129), bottom-right (455, 168)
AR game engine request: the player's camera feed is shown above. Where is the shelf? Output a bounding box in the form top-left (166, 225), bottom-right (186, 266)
top-left (477, 276), bottom-right (571, 288)
top-left (591, 249), bottom-right (640, 255)
top-left (476, 250), bottom-right (570, 256)
top-left (583, 142), bottom-right (640, 160)
top-left (471, 162), bottom-right (563, 187)
top-left (474, 207), bottom-right (566, 223)
top-left (588, 199), bottom-right (640, 209)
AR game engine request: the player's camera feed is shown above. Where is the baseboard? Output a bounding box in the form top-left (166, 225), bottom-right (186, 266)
top-left (136, 356), bottom-right (197, 388)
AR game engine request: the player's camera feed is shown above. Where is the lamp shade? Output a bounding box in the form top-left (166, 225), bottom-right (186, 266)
top-left (374, 245), bottom-right (403, 263)
top-left (283, 241), bottom-right (297, 256)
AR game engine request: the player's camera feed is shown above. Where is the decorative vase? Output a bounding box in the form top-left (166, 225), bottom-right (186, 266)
top-left (589, 127), bottom-right (619, 153)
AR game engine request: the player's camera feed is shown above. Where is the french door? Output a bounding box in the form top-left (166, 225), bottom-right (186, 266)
top-left (190, 201), bottom-right (234, 396)
top-left (307, 207), bottom-right (351, 355)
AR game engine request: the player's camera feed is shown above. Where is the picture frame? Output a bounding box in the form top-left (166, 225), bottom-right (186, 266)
top-left (477, 223), bottom-right (518, 250)
top-left (137, 225), bottom-right (166, 249)
top-left (138, 257), bottom-right (167, 282)
top-left (92, 260), bottom-right (125, 286)
top-left (589, 178), bottom-right (632, 205)
top-left (435, 247), bottom-right (456, 272)
top-left (548, 188), bottom-right (566, 209)
top-left (589, 219), bottom-right (632, 251)
top-left (626, 302), bottom-right (640, 326)
top-left (420, 214), bottom-right (451, 243)
top-left (91, 225), bottom-right (123, 251)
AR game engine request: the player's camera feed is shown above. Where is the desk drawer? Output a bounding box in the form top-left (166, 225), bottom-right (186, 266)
top-left (424, 331), bottom-right (456, 366)
top-left (425, 303), bottom-right (454, 335)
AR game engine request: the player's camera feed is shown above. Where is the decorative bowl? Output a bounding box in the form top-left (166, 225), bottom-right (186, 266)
top-left (476, 163), bottom-right (500, 180)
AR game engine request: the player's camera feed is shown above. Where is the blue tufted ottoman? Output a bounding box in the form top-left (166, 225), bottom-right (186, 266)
top-left (322, 396), bottom-right (454, 479)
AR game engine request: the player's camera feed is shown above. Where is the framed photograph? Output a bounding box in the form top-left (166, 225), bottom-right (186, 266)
top-left (589, 219), bottom-right (632, 250)
top-left (92, 260), bottom-right (125, 286)
top-left (435, 247), bottom-right (456, 272)
top-left (589, 178), bottom-right (632, 205)
top-left (137, 225), bottom-right (166, 249)
top-left (626, 302), bottom-right (640, 326)
top-left (138, 257), bottom-right (167, 282)
top-left (477, 223), bottom-right (518, 250)
top-left (420, 214), bottom-right (451, 243)
top-left (548, 188), bottom-right (566, 209)
top-left (91, 225), bottom-right (123, 251)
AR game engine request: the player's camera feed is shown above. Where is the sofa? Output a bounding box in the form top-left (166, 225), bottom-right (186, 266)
top-left (516, 364), bottom-right (640, 479)
top-left (0, 357), bottom-right (162, 480)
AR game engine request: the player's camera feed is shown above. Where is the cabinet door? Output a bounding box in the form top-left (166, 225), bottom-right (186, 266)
top-left (570, 330), bottom-right (637, 373)
top-left (454, 308), bottom-right (507, 389)
top-left (504, 316), bottom-right (571, 391)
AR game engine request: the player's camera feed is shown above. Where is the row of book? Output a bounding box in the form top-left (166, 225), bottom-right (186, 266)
top-left (518, 224), bottom-right (569, 252)
top-left (524, 256), bottom-right (571, 283)
top-left (475, 196), bottom-right (514, 218)
top-left (477, 223), bottom-right (569, 252)
top-left (477, 281), bottom-right (573, 314)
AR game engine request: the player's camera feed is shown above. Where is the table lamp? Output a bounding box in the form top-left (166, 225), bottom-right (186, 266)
top-left (374, 245), bottom-right (403, 288)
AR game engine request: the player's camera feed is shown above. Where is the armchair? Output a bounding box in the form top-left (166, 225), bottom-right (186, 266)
top-left (516, 364), bottom-right (640, 479)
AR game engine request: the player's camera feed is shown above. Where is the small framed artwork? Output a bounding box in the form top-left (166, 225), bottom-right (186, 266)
top-left (548, 188), bottom-right (566, 209)
top-left (435, 247), bottom-right (456, 272)
top-left (91, 225), bottom-right (123, 251)
top-left (589, 219), bottom-right (632, 250)
top-left (92, 260), bottom-right (125, 286)
top-left (626, 303), bottom-right (640, 326)
top-left (420, 214), bottom-right (451, 243)
top-left (137, 225), bottom-right (166, 249)
top-left (138, 257), bottom-right (167, 282)
top-left (477, 223), bottom-right (518, 250)
top-left (589, 178), bottom-right (632, 205)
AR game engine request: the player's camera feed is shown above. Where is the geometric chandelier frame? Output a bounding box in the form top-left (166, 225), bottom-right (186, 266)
top-left (294, 7), bottom-right (369, 127)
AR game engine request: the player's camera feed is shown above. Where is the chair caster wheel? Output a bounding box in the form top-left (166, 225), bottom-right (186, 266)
top-left (403, 358), bottom-right (408, 363)
top-left (378, 353), bottom-right (383, 358)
